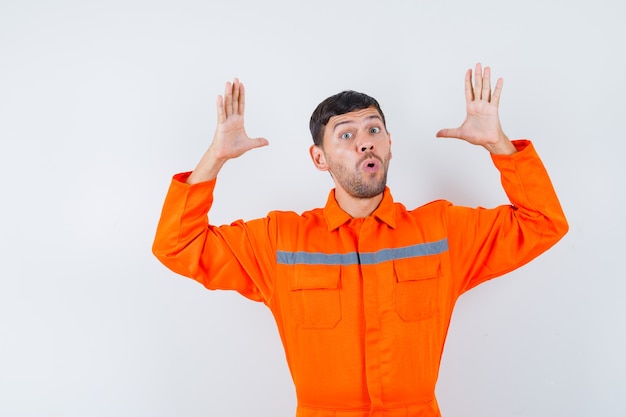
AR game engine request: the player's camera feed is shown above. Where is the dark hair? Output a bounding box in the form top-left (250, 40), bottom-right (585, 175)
top-left (309, 90), bottom-right (386, 147)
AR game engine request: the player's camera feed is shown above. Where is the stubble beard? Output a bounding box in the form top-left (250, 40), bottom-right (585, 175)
top-left (329, 153), bottom-right (391, 199)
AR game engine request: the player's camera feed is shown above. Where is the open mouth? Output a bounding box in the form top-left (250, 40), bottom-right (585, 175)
top-left (362, 158), bottom-right (380, 173)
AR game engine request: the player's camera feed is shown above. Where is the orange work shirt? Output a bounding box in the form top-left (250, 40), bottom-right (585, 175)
top-left (153, 140), bottom-right (568, 417)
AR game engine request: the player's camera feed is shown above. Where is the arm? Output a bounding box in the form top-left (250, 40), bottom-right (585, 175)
top-left (436, 63), bottom-right (516, 155)
top-left (152, 79), bottom-right (274, 301)
top-left (447, 141), bottom-right (569, 293)
top-left (437, 65), bottom-right (568, 291)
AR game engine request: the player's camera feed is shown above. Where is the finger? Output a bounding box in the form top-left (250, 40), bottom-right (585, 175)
top-left (482, 66), bottom-right (492, 102)
top-left (464, 68), bottom-right (474, 103)
top-left (474, 63), bottom-right (483, 100)
top-left (239, 83), bottom-right (246, 116)
top-left (224, 81), bottom-right (233, 116)
top-left (491, 77), bottom-right (504, 107)
top-left (238, 81), bottom-right (246, 116)
top-left (232, 78), bottom-right (240, 115)
top-left (216, 95), bottom-right (225, 124)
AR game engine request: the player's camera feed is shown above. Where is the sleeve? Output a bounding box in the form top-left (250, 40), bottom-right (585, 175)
top-left (446, 140), bottom-right (569, 294)
top-left (151, 172), bottom-right (276, 303)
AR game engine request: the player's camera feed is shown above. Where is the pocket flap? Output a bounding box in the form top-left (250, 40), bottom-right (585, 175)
top-left (394, 255), bottom-right (441, 282)
top-left (288, 264), bottom-right (341, 290)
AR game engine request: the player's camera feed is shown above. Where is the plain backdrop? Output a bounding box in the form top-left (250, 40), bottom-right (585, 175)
top-left (1, 0), bottom-right (624, 416)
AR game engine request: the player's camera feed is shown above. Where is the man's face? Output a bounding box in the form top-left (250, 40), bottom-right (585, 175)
top-left (310, 107), bottom-right (392, 199)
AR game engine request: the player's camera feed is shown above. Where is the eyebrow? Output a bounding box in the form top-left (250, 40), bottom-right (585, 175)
top-left (332, 115), bottom-right (383, 132)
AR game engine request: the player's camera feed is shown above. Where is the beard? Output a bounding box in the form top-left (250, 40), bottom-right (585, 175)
top-left (328, 152), bottom-right (391, 199)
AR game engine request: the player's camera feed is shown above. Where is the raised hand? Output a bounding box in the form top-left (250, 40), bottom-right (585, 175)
top-left (210, 78), bottom-right (269, 160)
top-left (436, 63), bottom-right (516, 155)
top-left (187, 78), bottom-right (269, 184)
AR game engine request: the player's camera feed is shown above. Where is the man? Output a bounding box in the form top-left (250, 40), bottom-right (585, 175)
top-left (153, 64), bottom-right (568, 417)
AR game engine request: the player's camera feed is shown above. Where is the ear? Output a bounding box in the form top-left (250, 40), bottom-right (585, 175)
top-left (309, 145), bottom-right (329, 171)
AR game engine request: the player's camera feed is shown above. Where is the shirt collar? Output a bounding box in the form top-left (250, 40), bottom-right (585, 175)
top-left (323, 187), bottom-right (397, 231)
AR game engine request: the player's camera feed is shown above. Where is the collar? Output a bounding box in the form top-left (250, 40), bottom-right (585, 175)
top-left (323, 187), bottom-right (397, 231)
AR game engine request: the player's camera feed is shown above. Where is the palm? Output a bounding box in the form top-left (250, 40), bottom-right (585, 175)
top-left (437, 64), bottom-right (507, 147)
top-left (210, 79), bottom-right (268, 160)
top-left (455, 100), bottom-right (503, 146)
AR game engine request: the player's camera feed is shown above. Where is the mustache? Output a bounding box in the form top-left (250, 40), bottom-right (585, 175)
top-left (358, 152), bottom-right (383, 165)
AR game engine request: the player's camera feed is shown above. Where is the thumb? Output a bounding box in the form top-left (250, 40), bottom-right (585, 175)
top-left (248, 137), bottom-right (270, 150)
top-left (436, 127), bottom-right (461, 139)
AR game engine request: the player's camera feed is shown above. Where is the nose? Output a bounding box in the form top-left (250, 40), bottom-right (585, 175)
top-left (356, 135), bottom-right (374, 153)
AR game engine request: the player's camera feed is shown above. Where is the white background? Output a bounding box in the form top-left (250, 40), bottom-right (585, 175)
top-left (1, 0), bottom-right (624, 416)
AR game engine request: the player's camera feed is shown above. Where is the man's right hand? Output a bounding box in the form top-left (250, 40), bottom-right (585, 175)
top-left (187, 78), bottom-right (269, 184)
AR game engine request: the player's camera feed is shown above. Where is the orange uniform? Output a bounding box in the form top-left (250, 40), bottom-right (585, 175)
top-left (153, 140), bottom-right (568, 417)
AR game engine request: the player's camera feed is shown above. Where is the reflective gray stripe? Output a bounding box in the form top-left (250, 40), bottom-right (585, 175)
top-left (277, 238), bottom-right (448, 266)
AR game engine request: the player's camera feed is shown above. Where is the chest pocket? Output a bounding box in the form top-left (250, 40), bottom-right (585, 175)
top-left (394, 255), bottom-right (442, 321)
top-left (288, 264), bottom-right (342, 329)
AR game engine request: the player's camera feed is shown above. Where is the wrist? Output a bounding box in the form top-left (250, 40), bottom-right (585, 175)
top-left (186, 148), bottom-right (228, 185)
top-left (484, 134), bottom-right (517, 155)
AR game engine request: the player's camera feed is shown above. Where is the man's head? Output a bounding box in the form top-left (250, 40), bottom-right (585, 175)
top-left (309, 90), bottom-right (387, 147)
top-left (308, 91), bottom-right (392, 202)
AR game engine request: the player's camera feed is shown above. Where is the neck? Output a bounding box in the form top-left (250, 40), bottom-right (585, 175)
top-left (334, 188), bottom-right (384, 218)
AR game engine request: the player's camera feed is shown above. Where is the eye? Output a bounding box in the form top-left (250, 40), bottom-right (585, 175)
top-left (340, 132), bottom-right (353, 140)
top-left (370, 127), bottom-right (381, 134)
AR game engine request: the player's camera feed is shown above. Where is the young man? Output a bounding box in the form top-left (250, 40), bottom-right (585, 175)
top-left (153, 64), bottom-right (568, 417)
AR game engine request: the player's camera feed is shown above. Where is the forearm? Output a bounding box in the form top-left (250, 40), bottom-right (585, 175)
top-left (152, 174), bottom-right (216, 274)
top-left (490, 139), bottom-right (568, 256)
top-left (494, 140), bottom-right (565, 214)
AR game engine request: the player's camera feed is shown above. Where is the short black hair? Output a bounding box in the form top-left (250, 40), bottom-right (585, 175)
top-left (309, 90), bottom-right (386, 147)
